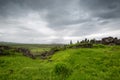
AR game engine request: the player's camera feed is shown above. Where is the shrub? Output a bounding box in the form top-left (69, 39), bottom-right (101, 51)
top-left (53, 63), bottom-right (72, 77)
top-left (93, 44), bottom-right (106, 48)
top-left (51, 47), bottom-right (60, 51)
top-left (0, 49), bottom-right (16, 56)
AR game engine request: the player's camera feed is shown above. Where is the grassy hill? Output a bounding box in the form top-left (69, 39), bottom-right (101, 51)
top-left (0, 45), bottom-right (120, 80)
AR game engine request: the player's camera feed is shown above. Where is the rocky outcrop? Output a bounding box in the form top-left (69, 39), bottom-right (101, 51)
top-left (0, 45), bottom-right (35, 59)
top-left (0, 45), bottom-right (12, 55)
top-left (102, 37), bottom-right (120, 45)
top-left (0, 45), bottom-right (11, 50)
top-left (86, 37), bottom-right (120, 45)
top-left (40, 49), bottom-right (59, 59)
top-left (16, 48), bottom-right (35, 59)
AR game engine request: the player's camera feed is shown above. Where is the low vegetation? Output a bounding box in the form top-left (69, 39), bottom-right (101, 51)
top-left (0, 37), bottom-right (120, 80)
top-left (0, 44), bottom-right (120, 80)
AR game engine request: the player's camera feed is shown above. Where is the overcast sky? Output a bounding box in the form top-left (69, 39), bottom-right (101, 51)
top-left (0, 0), bottom-right (120, 44)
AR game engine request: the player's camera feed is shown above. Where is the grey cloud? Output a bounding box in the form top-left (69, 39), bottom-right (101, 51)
top-left (0, 0), bottom-right (84, 29)
top-left (79, 0), bottom-right (120, 19)
top-left (0, 0), bottom-right (120, 43)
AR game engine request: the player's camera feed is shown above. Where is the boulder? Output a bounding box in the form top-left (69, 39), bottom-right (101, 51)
top-left (102, 37), bottom-right (114, 45)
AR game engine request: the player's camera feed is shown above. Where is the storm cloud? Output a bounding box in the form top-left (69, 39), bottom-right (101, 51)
top-left (0, 0), bottom-right (120, 43)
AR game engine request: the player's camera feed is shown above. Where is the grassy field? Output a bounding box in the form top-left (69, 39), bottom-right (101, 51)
top-left (0, 45), bottom-right (120, 80)
top-left (0, 42), bottom-right (64, 56)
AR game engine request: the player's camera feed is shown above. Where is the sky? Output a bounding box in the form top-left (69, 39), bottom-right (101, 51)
top-left (0, 0), bottom-right (120, 44)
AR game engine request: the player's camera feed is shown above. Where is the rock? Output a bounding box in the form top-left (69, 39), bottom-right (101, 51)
top-left (102, 37), bottom-right (114, 45)
top-left (0, 45), bottom-right (11, 50)
top-left (16, 48), bottom-right (35, 59)
top-left (0, 49), bottom-right (2, 55)
top-left (102, 37), bottom-right (120, 45)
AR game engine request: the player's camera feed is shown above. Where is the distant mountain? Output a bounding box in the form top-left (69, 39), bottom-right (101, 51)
top-left (0, 41), bottom-right (19, 45)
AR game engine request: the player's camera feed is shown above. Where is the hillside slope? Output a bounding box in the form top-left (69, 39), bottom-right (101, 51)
top-left (0, 45), bottom-right (120, 80)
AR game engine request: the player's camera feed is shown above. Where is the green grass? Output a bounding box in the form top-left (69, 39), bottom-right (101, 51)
top-left (0, 43), bottom-right (64, 49)
top-left (30, 48), bottom-right (50, 55)
top-left (0, 43), bottom-right (64, 56)
top-left (52, 46), bottom-right (120, 80)
top-left (0, 55), bottom-right (55, 80)
top-left (0, 45), bottom-right (120, 80)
